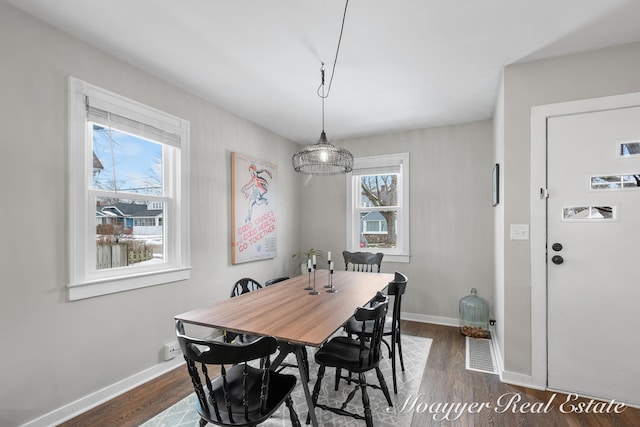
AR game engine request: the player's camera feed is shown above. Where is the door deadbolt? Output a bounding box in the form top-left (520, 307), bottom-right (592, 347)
top-left (552, 243), bottom-right (563, 251)
top-left (552, 255), bottom-right (564, 265)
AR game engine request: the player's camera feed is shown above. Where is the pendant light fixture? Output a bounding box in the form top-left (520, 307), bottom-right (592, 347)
top-left (292, 0), bottom-right (353, 175)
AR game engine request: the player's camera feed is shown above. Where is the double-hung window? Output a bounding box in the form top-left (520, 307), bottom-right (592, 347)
top-left (68, 76), bottom-right (190, 300)
top-left (346, 153), bottom-right (410, 263)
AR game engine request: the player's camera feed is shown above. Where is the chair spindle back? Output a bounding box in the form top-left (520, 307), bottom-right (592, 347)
top-left (342, 251), bottom-right (384, 273)
top-left (353, 297), bottom-right (389, 368)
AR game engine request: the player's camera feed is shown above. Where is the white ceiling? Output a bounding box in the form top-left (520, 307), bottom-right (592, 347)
top-left (7, 0), bottom-right (640, 144)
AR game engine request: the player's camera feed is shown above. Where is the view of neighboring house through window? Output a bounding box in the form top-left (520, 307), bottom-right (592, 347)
top-left (347, 153), bottom-right (410, 262)
top-left (68, 76), bottom-right (190, 300)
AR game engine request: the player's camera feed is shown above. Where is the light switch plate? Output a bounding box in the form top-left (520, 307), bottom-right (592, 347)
top-left (510, 224), bottom-right (529, 240)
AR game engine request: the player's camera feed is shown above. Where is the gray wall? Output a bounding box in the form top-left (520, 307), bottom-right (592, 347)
top-left (498, 41), bottom-right (640, 376)
top-left (0, 4), bottom-right (301, 425)
top-left (298, 121), bottom-right (495, 323)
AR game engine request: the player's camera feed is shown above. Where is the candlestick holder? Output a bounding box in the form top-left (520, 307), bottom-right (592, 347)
top-left (309, 263), bottom-right (320, 295)
top-left (324, 262), bottom-right (332, 288)
top-left (305, 267), bottom-right (313, 290)
top-left (326, 267), bottom-right (337, 293)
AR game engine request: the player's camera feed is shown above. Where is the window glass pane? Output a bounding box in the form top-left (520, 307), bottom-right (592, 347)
top-left (91, 124), bottom-right (163, 195)
top-left (563, 206), bottom-right (615, 220)
top-left (591, 206), bottom-right (614, 219)
top-left (591, 175), bottom-right (621, 189)
top-left (563, 206), bottom-right (589, 219)
top-left (361, 210), bottom-right (397, 248)
top-left (359, 174), bottom-right (398, 208)
top-left (591, 174), bottom-right (640, 189)
top-left (365, 221), bottom-right (379, 232)
top-left (96, 197), bottom-right (164, 270)
top-left (620, 142), bottom-right (640, 157)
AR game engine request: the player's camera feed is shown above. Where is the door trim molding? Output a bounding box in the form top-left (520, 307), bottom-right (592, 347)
top-left (530, 91), bottom-right (640, 390)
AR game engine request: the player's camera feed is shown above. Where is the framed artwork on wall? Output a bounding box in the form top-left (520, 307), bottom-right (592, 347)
top-left (492, 163), bottom-right (500, 207)
top-left (231, 152), bottom-right (277, 264)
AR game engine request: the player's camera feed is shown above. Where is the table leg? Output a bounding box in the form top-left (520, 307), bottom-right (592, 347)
top-left (295, 346), bottom-right (318, 427)
top-left (270, 343), bottom-right (290, 368)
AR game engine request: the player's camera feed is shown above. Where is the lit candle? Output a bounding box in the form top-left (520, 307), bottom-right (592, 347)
top-left (330, 261), bottom-right (334, 272)
top-left (312, 255), bottom-right (316, 266)
top-left (327, 251), bottom-right (332, 262)
top-left (307, 259), bottom-right (312, 270)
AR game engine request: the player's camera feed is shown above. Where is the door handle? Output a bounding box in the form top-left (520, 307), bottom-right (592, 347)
top-left (552, 255), bottom-right (564, 265)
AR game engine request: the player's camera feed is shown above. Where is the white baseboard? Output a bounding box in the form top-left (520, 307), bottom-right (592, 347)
top-left (500, 370), bottom-right (546, 391)
top-left (489, 324), bottom-right (545, 391)
top-left (402, 311), bottom-right (458, 327)
top-left (21, 357), bottom-right (185, 427)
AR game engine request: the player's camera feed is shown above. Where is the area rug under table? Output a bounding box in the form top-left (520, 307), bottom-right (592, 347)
top-left (141, 334), bottom-right (432, 427)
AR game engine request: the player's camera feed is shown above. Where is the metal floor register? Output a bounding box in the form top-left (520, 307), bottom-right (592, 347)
top-left (466, 336), bottom-right (498, 375)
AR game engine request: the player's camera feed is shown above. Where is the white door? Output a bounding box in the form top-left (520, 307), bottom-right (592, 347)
top-left (547, 106), bottom-right (640, 405)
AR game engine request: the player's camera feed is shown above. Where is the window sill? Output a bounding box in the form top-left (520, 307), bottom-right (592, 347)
top-left (383, 254), bottom-right (411, 263)
top-left (347, 251), bottom-right (411, 264)
top-left (67, 267), bottom-right (191, 301)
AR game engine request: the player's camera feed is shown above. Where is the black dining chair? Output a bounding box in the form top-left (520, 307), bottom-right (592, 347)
top-left (342, 251), bottom-right (384, 272)
top-left (175, 320), bottom-right (301, 427)
top-left (224, 278), bottom-right (262, 344)
top-left (345, 271), bottom-right (408, 393)
top-left (309, 296), bottom-right (392, 427)
top-left (229, 277), bottom-right (262, 297)
top-left (265, 276), bottom-right (289, 286)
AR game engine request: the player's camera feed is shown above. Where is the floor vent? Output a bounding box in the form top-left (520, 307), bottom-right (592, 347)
top-left (466, 336), bottom-right (498, 375)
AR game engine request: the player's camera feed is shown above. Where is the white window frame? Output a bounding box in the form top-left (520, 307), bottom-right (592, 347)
top-left (68, 76), bottom-right (191, 300)
top-left (346, 153), bottom-right (410, 263)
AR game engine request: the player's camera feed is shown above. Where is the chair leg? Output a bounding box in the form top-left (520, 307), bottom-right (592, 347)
top-left (307, 365), bottom-right (325, 425)
top-left (375, 366), bottom-right (393, 407)
top-left (396, 329), bottom-right (405, 372)
top-left (285, 395), bottom-right (301, 427)
top-left (390, 337), bottom-right (398, 394)
top-left (334, 367), bottom-right (341, 391)
top-left (359, 373), bottom-right (374, 427)
top-left (302, 347), bottom-right (310, 380)
top-left (199, 419), bottom-right (208, 427)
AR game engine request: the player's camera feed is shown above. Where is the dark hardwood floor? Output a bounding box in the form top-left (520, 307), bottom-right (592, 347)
top-left (59, 321), bottom-right (639, 427)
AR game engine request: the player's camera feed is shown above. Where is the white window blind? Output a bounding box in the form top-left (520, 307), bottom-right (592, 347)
top-left (87, 101), bottom-right (182, 148)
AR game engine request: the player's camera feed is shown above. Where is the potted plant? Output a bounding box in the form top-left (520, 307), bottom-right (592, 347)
top-left (292, 248), bottom-right (323, 275)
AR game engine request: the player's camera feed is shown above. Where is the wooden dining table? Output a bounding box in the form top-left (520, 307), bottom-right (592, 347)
top-left (175, 269), bottom-right (394, 427)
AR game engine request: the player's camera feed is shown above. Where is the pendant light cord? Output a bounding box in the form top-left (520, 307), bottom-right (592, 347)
top-left (317, 0), bottom-right (349, 134)
top-left (320, 64), bottom-right (326, 132)
top-left (317, 0), bottom-right (349, 100)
